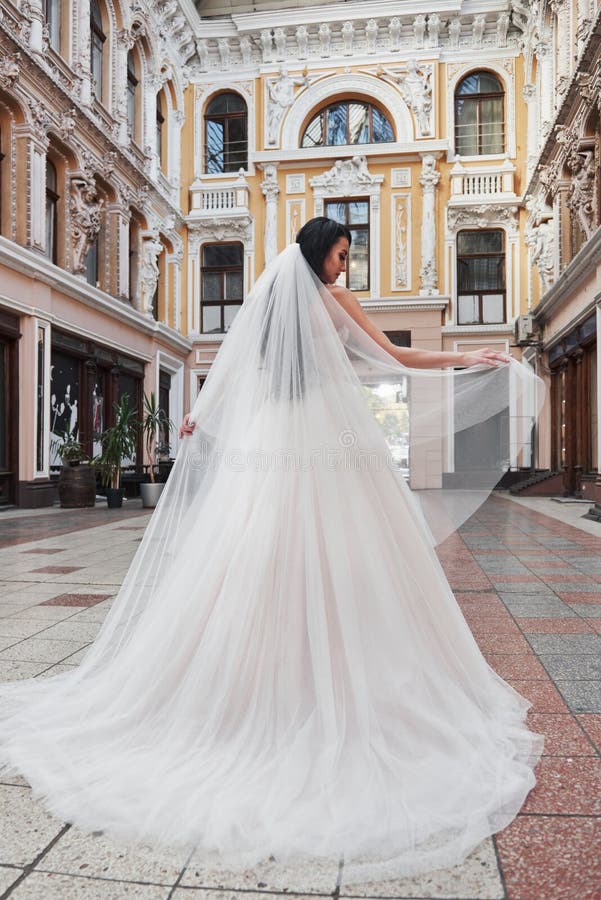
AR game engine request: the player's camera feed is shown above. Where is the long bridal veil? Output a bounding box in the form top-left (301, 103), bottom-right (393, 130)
top-left (0, 242), bottom-right (545, 883)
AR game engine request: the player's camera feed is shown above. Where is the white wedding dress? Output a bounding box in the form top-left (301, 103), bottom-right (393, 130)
top-left (0, 244), bottom-right (544, 884)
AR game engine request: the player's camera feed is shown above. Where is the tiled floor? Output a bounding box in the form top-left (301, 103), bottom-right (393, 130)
top-left (0, 494), bottom-right (599, 899)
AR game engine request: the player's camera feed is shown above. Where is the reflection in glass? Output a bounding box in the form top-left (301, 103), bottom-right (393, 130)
top-left (302, 101), bottom-right (393, 147)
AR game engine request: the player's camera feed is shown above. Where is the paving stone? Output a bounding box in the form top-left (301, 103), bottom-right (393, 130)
top-left (0, 785), bottom-right (67, 867)
top-left (516, 616), bottom-right (595, 634)
top-left (9, 872), bottom-right (172, 898)
top-left (538, 654), bottom-right (601, 680)
top-left (521, 757), bottom-right (601, 815)
top-left (0, 864), bottom-right (25, 892)
top-left (338, 838), bottom-right (503, 898)
top-left (37, 827), bottom-right (192, 885)
top-left (554, 680), bottom-right (601, 714)
top-left (495, 815), bottom-right (601, 900)
top-left (527, 713), bottom-right (597, 756)
top-left (507, 679), bottom-right (570, 713)
top-left (575, 714), bottom-right (601, 752)
top-left (0, 637), bottom-right (87, 665)
top-left (566, 603), bottom-right (601, 617)
top-left (525, 633), bottom-right (601, 654)
top-left (180, 851), bottom-right (340, 892)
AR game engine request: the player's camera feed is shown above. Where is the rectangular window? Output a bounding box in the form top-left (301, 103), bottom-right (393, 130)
top-left (324, 199), bottom-right (370, 291)
top-left (456, 230), bottom-right (505, 325)
top-left (201, 243), bottom-right (244, 333)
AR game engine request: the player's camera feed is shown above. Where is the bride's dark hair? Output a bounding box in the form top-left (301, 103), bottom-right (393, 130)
top-left (296, 217), bottom-right (352, 281)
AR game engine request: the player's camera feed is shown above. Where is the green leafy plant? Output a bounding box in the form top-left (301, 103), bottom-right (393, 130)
top-left (141, 392), bottom-right (173, 483)
top-left (57, 429), bottom-right (89, 466)
top-left (95, 395), bottom-right (138, 490)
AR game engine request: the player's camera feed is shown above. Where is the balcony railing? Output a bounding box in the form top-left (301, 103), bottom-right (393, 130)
top-left (189, 170), bottom-right (250, 218)
top-left (450, 156), bottom-right (516, 199)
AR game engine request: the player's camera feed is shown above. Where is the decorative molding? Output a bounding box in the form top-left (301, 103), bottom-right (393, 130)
top-left (310, 155), bottom-right (383, 299)
top-left (391, 194), bottom-right (411, 292)
top-left (286, 197), bottom-right (305, 245)
top-left (280, 72), bottom-right (414, 150)
top-left (285, 173), bottom-right (305, 194)
top-left (378, 60), bottom-right (433, 137)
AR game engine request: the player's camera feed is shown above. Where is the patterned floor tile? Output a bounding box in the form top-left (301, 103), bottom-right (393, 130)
top-left (575, 714), bottom-right (601, 752)
top-left (495, 815), bottom-right (601, 900)
top-left (40, 593), bottom-right (113, 607)
top-left (527, 713), bottom-right (597, 756)
top-left (520, 757), bottom-right (601, 814)
top-left (516, 617), bottom-right (595, 633)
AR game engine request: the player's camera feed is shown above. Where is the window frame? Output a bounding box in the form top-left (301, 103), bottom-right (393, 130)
top-left (90, 0), bottom-right (106, 104)
top-left (42, 0), bottom-right (62, 53)
top-left (324, 198), bottom-right (370, 292)
top-left (45, 159), bottom-right (59, 266)
top-left (203, 93), bottom-right (248, 175)
top-left (200, 241), bottom-right (244, 334)
top-left (301, 100), bottom-right (394, 149)
top-left (454, 71), bottom-right (505, 157)
top-left (456, 228), bottom-right (506, 326)
top-left (126, 49), bottom-right (139, 142)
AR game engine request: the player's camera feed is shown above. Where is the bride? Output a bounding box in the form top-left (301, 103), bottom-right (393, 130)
top-left (0, 217), bottom-right (544, 885)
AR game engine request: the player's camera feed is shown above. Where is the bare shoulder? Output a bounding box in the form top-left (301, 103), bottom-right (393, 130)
top-left (327, 284), bottom-right (359, 307)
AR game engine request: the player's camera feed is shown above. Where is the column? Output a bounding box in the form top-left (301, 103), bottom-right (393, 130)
top-left (418, 153), bottom-right (440, 296)
top-left (166, 248), bottom-right (183, 330)
top-left (260, 163), bottom-right (279, 266)
top-left (14, 125), bottom-right (48, 251)
top-left (522, 83), bottom-right (537, 179)
top-left (105, 200), bottom-right (131, 300)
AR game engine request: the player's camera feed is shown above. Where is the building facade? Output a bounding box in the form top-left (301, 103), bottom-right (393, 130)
top-left (0, 0), bottom-right (563, 507)
top-left (522, 0), bottom-right (601, 502)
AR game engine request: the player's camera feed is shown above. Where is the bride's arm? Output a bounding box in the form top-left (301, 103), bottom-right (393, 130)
top-left (327, 284), bottom-right (512, 368)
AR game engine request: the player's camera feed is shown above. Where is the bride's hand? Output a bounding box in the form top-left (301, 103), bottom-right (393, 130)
top-left (459, 347), bottom-right (513, 368)
top-left (178, 414), bottom-right (196, 438)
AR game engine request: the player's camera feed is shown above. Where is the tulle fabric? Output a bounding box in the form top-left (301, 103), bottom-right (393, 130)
top-left (0, 243), bottom-right (544, 883)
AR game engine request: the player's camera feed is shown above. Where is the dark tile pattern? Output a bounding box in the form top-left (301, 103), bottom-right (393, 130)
top-left (40, 593), bottom-right (113, 607)
top-left (438, 496), bottom-right (601, 897)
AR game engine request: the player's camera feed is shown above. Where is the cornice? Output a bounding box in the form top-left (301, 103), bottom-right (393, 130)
top-left (252, 141), bottom-right (449, 166)
top-left (0, 237), bottom-right (192, 354)
top-left (229, 1), bottom-right (462, 32)
top-left (361, 296), bottom-right (450, 312)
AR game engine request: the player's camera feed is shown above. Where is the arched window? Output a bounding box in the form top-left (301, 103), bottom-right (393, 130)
top-left (43, 0), bottom-right (61, 52)
top-left (90, 0), bottom-right (106, 103)
top-left (301, 101), bottom-right (394, 148)
top-left (156, 91), bottom-right (165, 168)
top-left (456, 230), bottom-right (505, 325)
top-left (127, 49), bottom-right (139, 141)
top-left (45, 160), bottom-right (58, 265)
top-left (204, 93), bottom-right (247, 174)
top-left (454, 71), bottom-right (504, 156)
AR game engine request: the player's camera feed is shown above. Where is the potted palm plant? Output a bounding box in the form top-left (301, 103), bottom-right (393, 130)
top-left (95, 395), bottom-right (138, 509)
top-left (57, 429), bottom-right (96, 508)
top-left (139, 392), bottom-right (173, 508)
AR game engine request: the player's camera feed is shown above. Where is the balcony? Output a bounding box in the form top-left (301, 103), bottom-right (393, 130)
top-left (449, 157), bottom-right (517, 204)
top-left (188, 170), bottom-right (251, 222)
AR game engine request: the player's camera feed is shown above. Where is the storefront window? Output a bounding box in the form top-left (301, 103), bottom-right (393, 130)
top-left (50, 349), bottom-right (79, 467)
